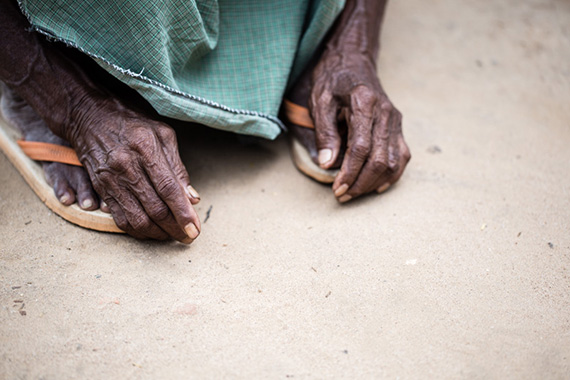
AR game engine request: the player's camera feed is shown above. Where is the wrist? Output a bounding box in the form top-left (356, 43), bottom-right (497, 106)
top-left (320, 44), bottom-right (378, 75)
top-left (324, 0), bottom-right (384, 63)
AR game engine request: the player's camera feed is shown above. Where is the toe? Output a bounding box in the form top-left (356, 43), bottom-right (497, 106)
top-left (43, 162), bottom-right (76, 205)
top-left (76, 185), bottom-right (99, 211)
top-left (77, 194), bottom-right (98, 210)
top-left (69, 166), bottom-right (100, 211)
top-left (57, 188), bottom-right (76, 206)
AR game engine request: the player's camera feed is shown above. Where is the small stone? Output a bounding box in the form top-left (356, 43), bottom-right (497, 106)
top-left (427, 145), bottom-right (442, 154)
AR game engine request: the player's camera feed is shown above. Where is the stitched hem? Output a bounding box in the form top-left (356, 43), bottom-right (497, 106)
top-left (16, 1), bottom-right (287, 133)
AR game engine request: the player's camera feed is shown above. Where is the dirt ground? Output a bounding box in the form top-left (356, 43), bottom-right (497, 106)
top-left (1, 0), bottom-right (569, 378)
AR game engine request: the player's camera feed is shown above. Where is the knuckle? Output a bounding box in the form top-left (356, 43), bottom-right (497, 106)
top-left (389, 161), bottom-right (400, 174)
top-left (370, 156), bottom-right (389, 176)
top-left (352, 87), bottom-right (378, 110)
top-left (105, 150), bottom-right (132, 171)
top-left (310, 88), bottom-right (333, 109)
top-left (378, 108), bottom-right (391, 126)
top-left (157, 125), bottom-right (176, 142)
top-left (96, 170), bottom-right (114, 186)
top-left (130, 128), bottom-right (157, 154)
top-left (315, 128), bottom-right (338, 143)
top-left (353, 85), bottom-right (376, 99)
top-left (403, 149), bottom-right (412, 163)
top-left (380, 100), bottom-right (395, 113)
top-left (173, 166), bottom-right (190, 182)
top-left (349, 140), bottom-right (371, 160)
top-left (131, 126), bottom-right (154, 141)
top-left (131, 215), bottom-right (152, 232)
top-left (155, 176), bottom-right (178, 198)
top-left (148, 203), bottom-right (171, 222)
top-left (112, 213), bottom-right (129, 231)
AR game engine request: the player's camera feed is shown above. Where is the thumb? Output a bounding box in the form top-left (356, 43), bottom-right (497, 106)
top-left (310, 96), bottom-right (342, 169)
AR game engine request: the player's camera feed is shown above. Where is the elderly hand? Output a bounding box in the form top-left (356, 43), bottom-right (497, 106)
top-left (309, 47), bottom-right (411, 202)
top-left (68, 95), bottom-right (202, 242)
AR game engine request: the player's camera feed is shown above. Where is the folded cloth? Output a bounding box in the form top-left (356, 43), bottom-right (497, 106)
top-left (17, 0), bottom-right (345, 139)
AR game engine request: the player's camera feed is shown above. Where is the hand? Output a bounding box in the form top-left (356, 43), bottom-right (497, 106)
top-left (309, 48), bottom-right (411, 202)
top-left (68, 96), bottom-right (201, 242)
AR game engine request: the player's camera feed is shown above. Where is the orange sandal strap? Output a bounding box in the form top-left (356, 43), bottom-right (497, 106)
top-left (17, 140), bottom-right (82, 167)
top-left (283, 99), bottom-right (314, 129)
top-left (16, 102), bottom-right (313, 167)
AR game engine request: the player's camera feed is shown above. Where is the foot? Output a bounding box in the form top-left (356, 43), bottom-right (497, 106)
top-left (0, 83), bottom-right (104, 212)
top-left (0, 3), bottom-right (201, 242)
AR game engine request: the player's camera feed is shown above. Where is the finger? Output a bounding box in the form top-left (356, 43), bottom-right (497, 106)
top-left (125, 169), bottom-right (195, 243)
top-left (137, 136), bottom-right (201, 241)
top-left (103, 196), bottom-right (167, 240)
top-left (107, 186), bottom-right (171, 241)
top-left (375, 110), bottom-right (409, 193)
top-left (156, 125), bottom-right (200, 205)
top-left (187, 186), bottom-right (200, 205)
top-left (90, 165), bottom-right (170, 240)
top-left (332, 90), bottom-right (376, 196)
top-left (340, 143), bottom-right (390, 202)
top-left (84, 126), bottom-right (198, 243)
top-left (102, 197), bottom-right (136, 237)
top-left (310, 90), bottom-right (341, 169)
top-left (377, 135), bottom-right (411, 193)
top-left (337, 101), bottom-right (395, 201)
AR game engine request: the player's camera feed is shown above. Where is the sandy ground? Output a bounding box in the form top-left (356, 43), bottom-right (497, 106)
top-left (1, 0), bottom-right (569, 378)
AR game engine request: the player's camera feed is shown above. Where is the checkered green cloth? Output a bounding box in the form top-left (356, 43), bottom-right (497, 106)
top-left (18, 0), bottom-right (345, 139)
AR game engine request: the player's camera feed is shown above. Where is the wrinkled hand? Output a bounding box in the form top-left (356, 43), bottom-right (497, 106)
top-left (309, 48), bottom-right (411, 202)
top-left (68, 97), bottom-right (201, 242)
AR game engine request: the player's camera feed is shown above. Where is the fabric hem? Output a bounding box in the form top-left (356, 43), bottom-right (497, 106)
top-left (17, 1), bottom-right (286, 135)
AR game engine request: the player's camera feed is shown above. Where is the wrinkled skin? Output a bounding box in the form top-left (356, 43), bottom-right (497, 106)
top-left (0, 0), bottom-right (200, 242)
top-left (0, 83), bottom-right (102, 211)
top-left (308, 0), bottom-right (411, 202)
top-left (310, 49), bottom-right (411, 202)
top-left (68, 95), bottom-right (202, 242)
top-left (0, 0), bottom-right (410, 242)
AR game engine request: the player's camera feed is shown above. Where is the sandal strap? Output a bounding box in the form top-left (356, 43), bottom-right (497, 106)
top-left (17, 101), bottom-right (314, 167)
top-left (17, 140), bottom-right (82, 167)
top-left (283, 99), bottom-right (314, 129)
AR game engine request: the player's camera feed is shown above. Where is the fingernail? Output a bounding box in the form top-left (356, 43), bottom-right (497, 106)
top-left (100, 201), bottom-right (111, 213)
top-left (338, 194), bottom-right (352, 203)
top-left (187, 185), bottom-right (200, 200)
top-left (181, 236), bottom-right (194, 244)
top-left (377, 183), bottom-right (391, 194)
top-left (334, 183), bottom-right (349, 197)
top-left (318, 149), bottom-right (333, 166)
top-left (81, 199), bottom-right (93, 209)
top-left (185, 223), bottom-right (200, 240)
top-left (60, 194), bottom-right (70, 204)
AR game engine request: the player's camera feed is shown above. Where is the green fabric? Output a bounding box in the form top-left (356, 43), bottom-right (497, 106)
top-left (18, 0), bottom-right (345, 139)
